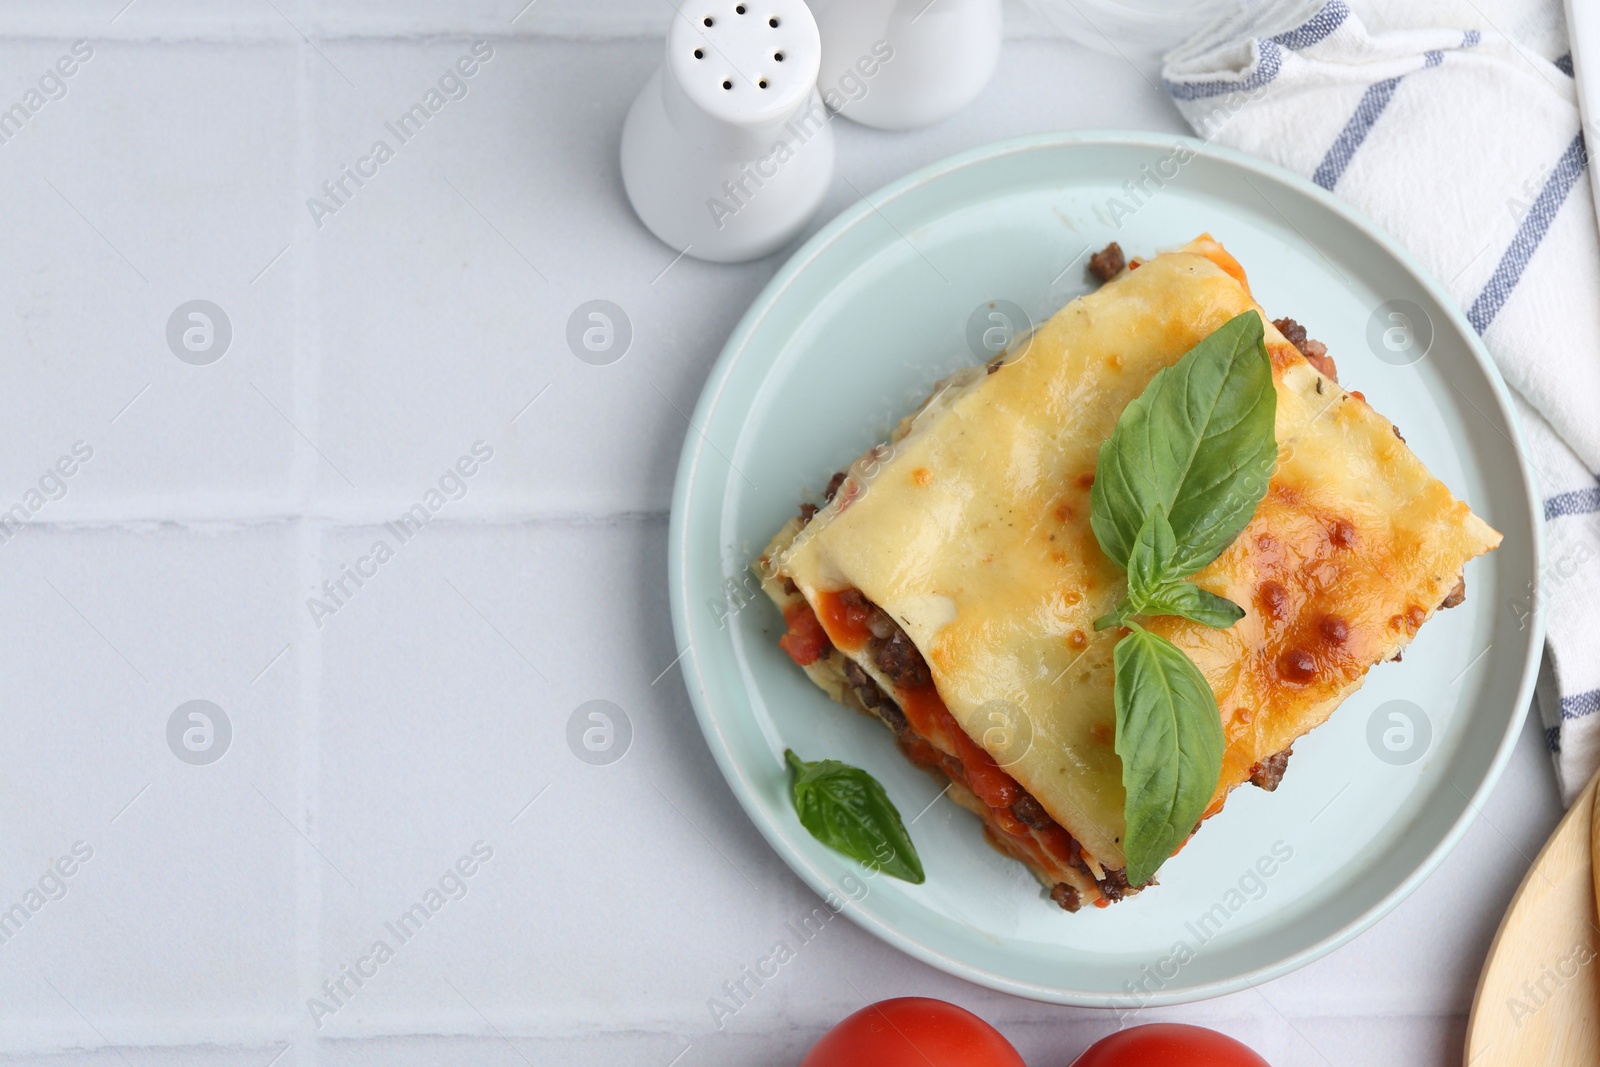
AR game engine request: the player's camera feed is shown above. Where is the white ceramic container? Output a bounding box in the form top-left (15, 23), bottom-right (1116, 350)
top-left (811, 0), bottom-right (1002, 130)
top-left (620, 0), bottom-right (836, 263)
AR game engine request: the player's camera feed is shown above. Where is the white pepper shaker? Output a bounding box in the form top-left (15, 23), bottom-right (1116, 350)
top-left (810, 0), bottom-right (1002, 130)
top-left (620, 0), bottom-right (835, 264)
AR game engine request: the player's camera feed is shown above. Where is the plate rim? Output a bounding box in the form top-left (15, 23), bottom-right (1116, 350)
top-left (666, 128), bottom-right (1546, 1005)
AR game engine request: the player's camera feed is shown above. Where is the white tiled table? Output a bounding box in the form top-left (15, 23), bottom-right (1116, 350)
top-left (0, 3), bottom-right (1566, 1064)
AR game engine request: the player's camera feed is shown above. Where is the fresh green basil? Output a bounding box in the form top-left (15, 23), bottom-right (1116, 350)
top-left (1126, 504), bottom-right (1183, 597)
top-left (1113, 624), bottom-right (1225, 888)
top-left (1090, 310), bottom-right (1277, 576)
top-left (785, 749), bottom-right (925, 884)
top-left (1121, 505), bottom-right (1245, 628)
top-left (1087, 311), bottom-right (1277, 887)
top-left (1132, 580), bottom-right (1245, 629)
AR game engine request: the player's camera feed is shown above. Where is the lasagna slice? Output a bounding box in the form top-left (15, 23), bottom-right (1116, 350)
top-left (758, 235), bottom-right (1501, 910)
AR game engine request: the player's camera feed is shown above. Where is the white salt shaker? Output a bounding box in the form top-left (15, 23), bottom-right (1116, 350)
top-left (810, 0), bottom-right (1002, 130)
top-left (620, 1), bottom-right (835, 264)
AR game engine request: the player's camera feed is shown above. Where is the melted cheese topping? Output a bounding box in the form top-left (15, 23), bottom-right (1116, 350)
top-left (777, 235), bottom-right (1501, 869)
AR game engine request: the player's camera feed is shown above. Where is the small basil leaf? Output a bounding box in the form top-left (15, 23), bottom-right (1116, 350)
top-left (1090, 310), bottom-right (1277, 576)
top-left (1113, 626), bottom-right (1225, 888)
top-left (1125, 504), bottom-right (1182, 598)
top-left (1132, 580), bottom-right (1246, 629)
top-left (785, 749), bottom-right (925, 884)
top-left (1093, 603), bottom-right (1129, 632)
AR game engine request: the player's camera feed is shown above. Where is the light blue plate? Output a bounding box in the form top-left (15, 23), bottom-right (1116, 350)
top-left (667, 131), bottom-right (1543, 1005)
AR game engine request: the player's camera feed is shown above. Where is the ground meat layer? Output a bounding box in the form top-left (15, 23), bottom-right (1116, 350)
top-left (820, 586), bottom-right (1128, 910)
top-left (1272, 316), bottom-right (1337, 380)
top-left (1248, 747), bottom-right (1292, 792)
top-left (1088, 241), bottom-right (1125, 282)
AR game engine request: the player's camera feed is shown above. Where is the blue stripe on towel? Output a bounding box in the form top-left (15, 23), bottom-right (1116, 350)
top-left (1561, 688), bottom-right (1600, 721)
top-left (1547, 724), bottom-right (1562, 752)
top-left (1310, 37), bottom-right (1470, 192)
top-left (1557, 52), bottom-right (1574, 77)
top-left (1166, 2), bottom-right (1431, 103)
top-left (1466, 133), bottom-right (1589, 334)
top-left (1311, 77), bottom-right (1402, 190)
top-left (1546, 486), bottom-right (1600, 520)
top-left (1270, 0), bottom-right (1348, 50)
top-left (1165, 40), bottom-right (1283, 100)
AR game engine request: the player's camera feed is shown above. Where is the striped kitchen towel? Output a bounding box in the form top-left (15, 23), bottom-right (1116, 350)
top-left (1164, 0), bottom-right (1600, 804)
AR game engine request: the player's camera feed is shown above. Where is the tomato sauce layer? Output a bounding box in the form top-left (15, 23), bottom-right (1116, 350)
top-left (810, 589), bottom-right (1091, 890)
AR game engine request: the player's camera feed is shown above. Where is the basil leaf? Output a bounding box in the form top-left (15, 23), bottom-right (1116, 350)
top-left (1114, 625), bottom-right (1224, 887)
top-left (1125, 504), bottom-right (1182, 596)
top-left (1090, 310), bottom-right (1277, 576)
top-left (1133, 580), bottom-right (1245, 629)
top-left (1089, 312), bottom-right (1269, 888)
top-left (1119, 506), bottom-right (1244, 626)
top-left (785, 749), bottom-right (925, 884)
top-left (1092, 604), bottom-right (1129, 632)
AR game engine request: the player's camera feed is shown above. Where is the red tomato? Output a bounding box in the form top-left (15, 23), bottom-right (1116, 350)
top-left (802, 997), bottom-right (1024, 1067)
top-left (779, 603), bottom-right (831, 666)
top-left (1071, 1024), bottom-right (1269, 1066)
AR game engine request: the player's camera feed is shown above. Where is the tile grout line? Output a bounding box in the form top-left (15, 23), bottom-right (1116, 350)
top-left (289, 26), bottom-right (324, 1067)
top-left (0, 506), bottom-right (674, 528)
top-left (0, 27), bottom-right (775, 45)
